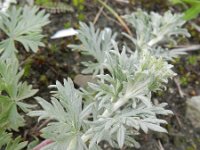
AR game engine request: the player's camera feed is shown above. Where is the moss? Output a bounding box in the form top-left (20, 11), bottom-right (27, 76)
top-left (23, 63), bottom-right (32, 77)
top-left (187, 55), bottom-right (199, 65)
top-left (173, 135), bottom-right (186, 147)
top-left (180, 76), bottom-right (189, 86)
top-left (39, 75), bottom-right (48, 85)
top-left (186, 144), bottom-right (197, 150)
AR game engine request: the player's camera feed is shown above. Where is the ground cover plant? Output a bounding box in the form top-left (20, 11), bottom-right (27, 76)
top-left (0, 0), bottom-right (200, 150)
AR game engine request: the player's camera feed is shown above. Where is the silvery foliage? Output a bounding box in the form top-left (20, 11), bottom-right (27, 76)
top-left (0, 0), bottom-right (16, 13)
top-left (0, 59), bottom-right (38, 131)
top-left (69, 22), bottom-right (117, 75)
top-left (0, 6), bottom-right (49, 58)
top-left (29, 79), bottom-right (89, 150)
top-left (123, 10), bottom-right (190, 60)
top-left (0, 3), bottom-right (48, 149)
top-left (29, 10), bottom-right (187, 150)
top-left (0, 128), bottom-right (27, 150)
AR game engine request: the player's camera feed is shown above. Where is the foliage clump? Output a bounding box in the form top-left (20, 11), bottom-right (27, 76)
top-left (0, 6), bottom-right (49, 58)
top-left (29, 10), bottom-right (190, 149)
top-left (0, 4), bottom-right (49, 149)
top-left (0, 1), bottom-right (192, 149)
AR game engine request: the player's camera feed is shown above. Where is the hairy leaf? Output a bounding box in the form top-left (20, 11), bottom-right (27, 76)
top-left (0, 6), bottom-right (49, 58)
top-left (0, 59), bottom-right (37, 130)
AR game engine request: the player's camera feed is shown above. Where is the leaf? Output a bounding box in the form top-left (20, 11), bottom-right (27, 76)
top-left (117, 125), bottom-right (126, 148)
top-left (5, 136), bottom-right (27, 150)
top-left (0, 6), bottom-right (49, 58)
top-left (0, 0), bottom-right (16, 13)
top-left (182, 0), bottom-right (200, 5)
top-left (0, 59), bottom-right (37, 130)
top-left (170, 0), bottom-right (184, 4)
top-left (139, 122), bottom-right (148, 133)
top-left (171, 0), bottom-right (200, 20)
top-left (16, 82), bottom-right (38, 101)
top-left (136, 95), bottom-right (152, 107)
top-left (80, 103), bottom-right (94, 120)
top-left (183, 5), bottom-right (200, 20)
top-left (0, 39), bottom-right (17, 58)
top-left (17, 102), bottom-right (36, 113)
top-left (0, 129), bottom-right (11, 147)
top-left (123, 10), bottom-right (190, 59)
top-left (7, 104), bottom-right (25, 131)
top-left (27, 137), bottom-right (39, 150)
top-left (143, 122), bottom-right (167, 133)
top-left (29, 97), bottom-right (68, 122)
top-left (0, 129), bottom-right (27, 150)
top-left (69, 22), bottom-right (117, 74)
top-left (29, 79), bottom-right (86, 150)
top-left (0, 96), bottom-right (25, 131)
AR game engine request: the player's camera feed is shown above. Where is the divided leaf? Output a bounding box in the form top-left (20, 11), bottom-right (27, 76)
top-left (0, 6), bottom-right (49, 58)
top-left (123, 10), bottom-right (190, 59)
top-left (29, 78), bottom-right (87, 150)
top-left (31, 9), bottom-right (188, 149)
top-left (0, 59), bottom-right (37, 130)
top-left (0, 129), bottom-right (27, 150)
top-left (69, 22), bottom-right (116, 74)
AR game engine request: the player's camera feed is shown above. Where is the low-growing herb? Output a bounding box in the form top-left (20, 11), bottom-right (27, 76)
top-left (30, 10), bottom-right (190, 150)
top-left (0, 59), bottom-right (38, 131)
top-left (0, 6), bottom-right (49, 58)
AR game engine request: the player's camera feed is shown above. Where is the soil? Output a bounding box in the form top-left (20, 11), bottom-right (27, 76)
top-left (15, 0), bottom-right (200, 150)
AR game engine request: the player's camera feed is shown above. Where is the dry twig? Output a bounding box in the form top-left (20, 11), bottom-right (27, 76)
top-left (175, 113), bottom-right (183, 128)
top-left (190, 22), bottom-right (200, 32)
top-left (102, 11), bottom-right (121, 26)
top-left (93, 1), bottom-right (107, 24)
top-left (115, 0), bottom-right (129, 3)
top-left (174, 78), bottom-right (186, 98)
top-left (157, 140), bottom-right (165, 150)
top-left (171, 45), bottom-right (200, 52)
top-left (97, 0), bottom-right (133, 36)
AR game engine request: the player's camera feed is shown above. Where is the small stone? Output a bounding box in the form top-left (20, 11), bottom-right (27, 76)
top-left (74, 74), bottom-right (96, 87)
top-left (186, 96), bottom-right (200, 128)
top-left (189, 90), bottom-right (196, 96)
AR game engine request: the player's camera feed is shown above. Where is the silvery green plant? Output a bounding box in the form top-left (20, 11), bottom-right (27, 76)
top-left (69, 22), bottom-right (117, 75)
top-left (0, 59), bottom-right (38, 149)
top-left (0, 0), bottom-right (16, 13)
top-left (30, 10), bottom-right (189, 150)
top-left (0, 4), bottom-right (49, 150)
top-left (0, 5), bottom-right (49, 58)
top-left (0, 127), bottom-right (27, 150)
top-left (123, 10), bottom-right (190, 60)
top-left (0, 59), bottom-right (38, 131)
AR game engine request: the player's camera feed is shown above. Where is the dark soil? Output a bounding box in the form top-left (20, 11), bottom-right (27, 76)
top-left (16, 0), bottom-right (200, 150)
